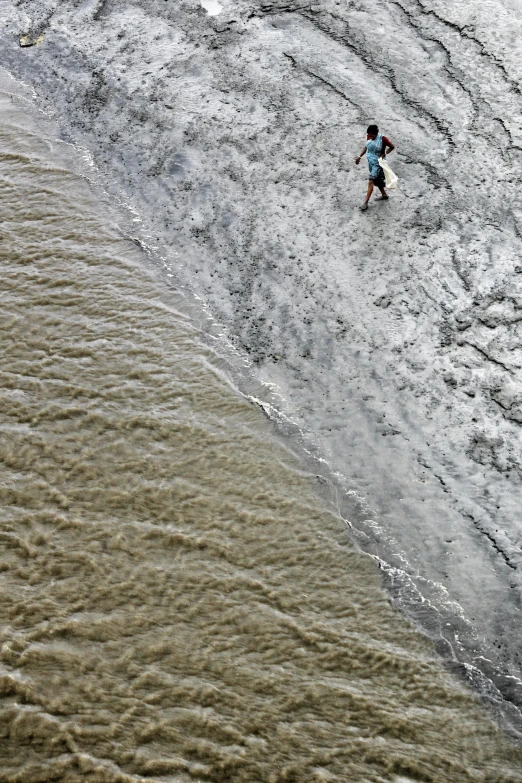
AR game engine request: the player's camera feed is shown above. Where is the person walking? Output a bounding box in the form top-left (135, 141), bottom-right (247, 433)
top-left (355, 125), bottom-right (395, 211)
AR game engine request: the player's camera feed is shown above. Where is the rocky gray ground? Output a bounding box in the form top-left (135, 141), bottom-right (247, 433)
top-left (2, 0), bottom-right (522, 731)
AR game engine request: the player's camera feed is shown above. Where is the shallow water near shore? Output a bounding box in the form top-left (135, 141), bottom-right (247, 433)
top-left (1, 74), bottom-right (522, 783)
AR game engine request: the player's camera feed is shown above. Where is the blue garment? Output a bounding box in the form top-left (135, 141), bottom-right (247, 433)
top-left (365, 133), bottom-right (385, 181)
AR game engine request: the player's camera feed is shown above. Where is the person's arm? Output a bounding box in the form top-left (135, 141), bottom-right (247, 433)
top-left (382, 136), bottom-right (395, 155)
top-left (355, 147), bottom-right (366, 165)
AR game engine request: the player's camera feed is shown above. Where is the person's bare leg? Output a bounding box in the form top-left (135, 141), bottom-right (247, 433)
top-left (376, 185), bottom-right (388, 200)
top-left (360, 181), bottom-right (374, 210)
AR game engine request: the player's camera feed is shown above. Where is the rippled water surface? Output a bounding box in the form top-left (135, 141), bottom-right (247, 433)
top-left (1, 77), bottom-right (521, 783)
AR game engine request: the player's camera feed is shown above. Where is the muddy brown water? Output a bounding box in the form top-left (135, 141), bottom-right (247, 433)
top-left (0, 78), bottom-right (521, 783)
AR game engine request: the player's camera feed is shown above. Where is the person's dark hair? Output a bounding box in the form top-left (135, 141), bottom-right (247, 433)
top-left (367, 124), bottom-right (379, 135)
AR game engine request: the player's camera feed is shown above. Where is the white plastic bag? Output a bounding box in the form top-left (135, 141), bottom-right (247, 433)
top-left (378, 157), bottom-right (398, 189)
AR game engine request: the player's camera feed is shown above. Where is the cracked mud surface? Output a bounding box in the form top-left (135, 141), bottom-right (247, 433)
top-left (2, 0), bottom-right (522, 730)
